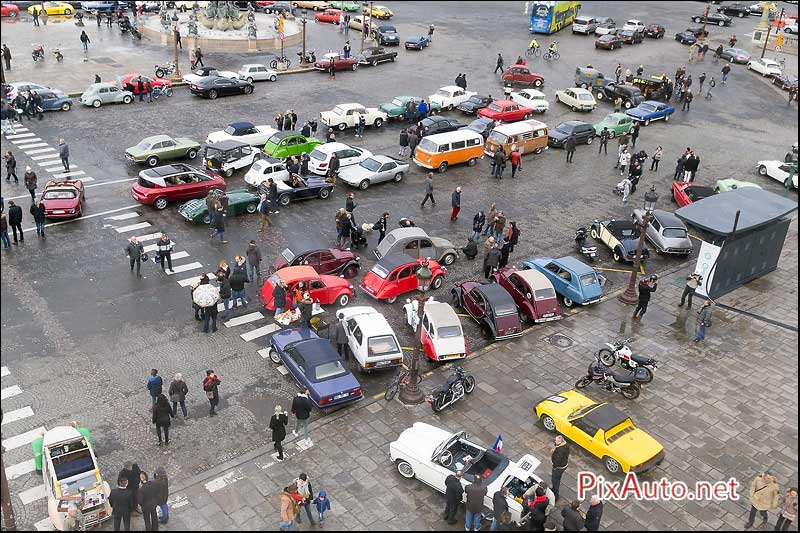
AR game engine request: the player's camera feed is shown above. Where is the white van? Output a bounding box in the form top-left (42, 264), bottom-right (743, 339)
top-left (572, 16), bottom-right (598, 35)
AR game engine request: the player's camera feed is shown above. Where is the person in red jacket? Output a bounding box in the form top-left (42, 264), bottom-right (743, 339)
top-left (510, 148), bottom-right (522, 178)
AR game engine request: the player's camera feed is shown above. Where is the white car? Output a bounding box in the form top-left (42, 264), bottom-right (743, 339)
top-left (182, 67), bottom-right (238, 85)
top-left (403, 297), bottom-right (466, 362)
top-left (320, 103), bottom-right (388, 131)
top-left (5, 82), bottom-right (64, 100)
top-left (337, 306), bottom-right (404, 372)
top-left (244, 158), bottom-right (290, 188)
top-left (389, 422), bottom-right (544, 527)
top-left (427, 86), bottom-right (477, 111)
top-left (783, 21), bottom-right (798, 34)
top-left (622, 19), bottom-right (645, 33)
top-left (206, 122), bottom-right (278, 146)
top-left (238, 63), bottom-right (279, 83)
top-left (594, 17), bottom-right (617, 35)
top-left (747, 57), bottom-right (782, 77)
top-left (308, 142), bottom-right (372, 175)
top-left (757, 160), bottom-right (798, 189)
top-left (509, 89), bottom-right (549, 114)
top-left (338, 155), bottom-right (409, 190)
top-left (555, 87), bottom-right (597, 111)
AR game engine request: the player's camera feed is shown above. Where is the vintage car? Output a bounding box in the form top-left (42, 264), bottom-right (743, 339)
top-left (40, 179), bottom-right (84, 219)
top-left (360, 255), bottom-right (446, 303)
top-left (590, 219), bottom-right (650, 263)
top-left (375, 24), bottom-right (400, 45)
top-left (328, 0), bottom-right (357, 9)
top-left (203, 140), bottom-right (262, 178)
top-left (130, 164), bottom-right (225, 210)
top-left (457, 94), bottom-right (494, 115)
top-left (269, 173), bottom-right (335, 206)
top-left (182, 66), bottom-right (239, 85)
top-left (747, 57), bottom-right (783, 77)
top-left (338, 155), bottom-right (409, 190)
top-left (32, 425), bottom-right (112, 531)
top-left (691, 12), bottom-right (732, 26)
top-left (478, 100), bottom-right (534, 123)
top-left (547, 121), bottom-right (595, 148)
top-left (237, 63), bottom-right (279, 83)
top-left (523, 256), bottom-right (604, 307)
top-left (294, 0), bottom-right (331, 10)
top-left (336, 306), bottom-right (404, 372)
top-left (125, 134), bottom-right (201, 167)
top-left (178, 188), bottom-right (259, 223)
top-left (625, 100), bottom-right (675, 126)
top-left (79, 82), bottom-right (133, 108)
top-left (263, 131), bottom-right (321, 160)
top-left (5, 82), bottom-right (64, 101)
top-left (314, 8), bottom-right (341, 23)
top-left (757, 160), bottom-right (798, 189)
top-left (643, 23), bottom-right (666, 38)
top-left (268, 328), bottom-right (363, 408)
top-left (270, 247), bottom-right (360, 278)
top-left (403, 296), bottom-right (467, 362)
top-left (308, 142), bottom-right (372, 174)
top-left (671, 182), bottom-right (717, 207)
top-left (389, 422), bottom-right (544, 527)
top-left (2, 2), bottom-right (20, 17)
top-left (320, 103), bottom-right (387, 130)
top-left (715, 178), bottom-right (762, 193)
top-left (260, 265), bottom-right (355, 309)
top-left (615, 28), bottom-right (644, 44)
top-left (206, 122), bottom-right (278, 146)
top-left (188, 76), bottom-right (254, 99)
top-left (404, 36), bottom-right (430, 50)
top-left (451, 281), bottom-right (523, 340)
top-left (244, 158), bottom-right (290, 188)
top-left (28, 1), bottom-right (74, 15)
top-left (632, 209), bottom-right (693, 255)
top-left (674, 29), bottom-right (699, 45)
top-left (772, 73), bottom-right (799, 91)
top-left (629, 75), bottom-right (671, 101)
top-left (594, 33), bottom-right (625, 50)
top-left (490, 267), bottom-right (562, 324)
top-left (374, 227), bottom-right (458, 266)
top-left (419, 116), bottom-right (465, 137)
top-left (379, 95), bottom-right (442, 119)
top-left (263, 0), bottom-right (294, 14)
top-left (364, 3), bottom-right (392, 18)
top-left (428, 86), bottom-right (477, 111)
top-left (313, 54), bottom-right (361, 72)
top-left (464, 117), bottom-right (496, 139)
top-left (484, 120), bottom-right (548, 157)
top-left (593, 112), bottom-right (635, 137)
top-left (555, 87), bottom-right (597, 112)
top-left (509, 89), bottom-right (549, 114)
top-left (120, 74), bottom-right (174, 96)
top-left (357, 46), bottom-right (398, 66)
top-left (534, 390), bottom-right (665, 474)
top-left (595, 82), bottom-right (644, 109)
top-left (501, 65), bottom-right (545, 88)
top-left (33, 89), bottom-right (73, 112)
top-left (719, 47), bottom-right (752, 64)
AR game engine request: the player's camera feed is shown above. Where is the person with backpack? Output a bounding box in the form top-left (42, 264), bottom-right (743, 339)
top-left (203, 370), bottom-right (221, 415)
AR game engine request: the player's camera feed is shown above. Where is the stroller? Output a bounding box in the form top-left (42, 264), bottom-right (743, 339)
top-left (350, 225), bottom-right (368, 249)
top-left (614, 178), bottom-right (632, 197)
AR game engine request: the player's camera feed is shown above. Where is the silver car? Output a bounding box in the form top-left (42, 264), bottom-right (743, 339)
top-left (79, 83), bottom-right (134, 108)
top-left (338, 155), bottom-right (410, 190)
top-left (632, 209), bottom-right (693, 256)
top-left (374, 227), bottom-right (459, 265)
top-left (719, 47), bottom-right (751, 64)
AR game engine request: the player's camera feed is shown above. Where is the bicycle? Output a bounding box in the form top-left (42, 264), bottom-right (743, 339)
top-left (384, 367), bottom-right (422, 401)
top-left (543, 49), bottom-right (560, 61)
top-left (526, 46), bottom-right (541, 58)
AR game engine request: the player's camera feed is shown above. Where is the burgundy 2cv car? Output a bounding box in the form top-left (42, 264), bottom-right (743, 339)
top-left (490, 267), bottom-right (562, 324)
top-left (450, 280), bottom-right (523, 340)
top-left (270, 247), bottom-right (361, 279)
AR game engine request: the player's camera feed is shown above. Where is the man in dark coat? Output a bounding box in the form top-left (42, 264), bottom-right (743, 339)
top-left (138, 477), bottom-right (161, 531)
top-left (565, 137), bottom-right (577, 164)
top-left (117, 462), bottom-right (142, 514)
top-left (6, 200), bottom-right (22, 244)
top-left (109, 476), bottom-right (134, 531)
top-left (492, 486), bottom-right (510, 531)
top-left (154, 468), bottom-right (169, 524)
top-left (443, 470), bottom-right (463, 524)
top-left (30, 199), bottom-right (46, 239)
top-left (484, 246), bottom-right (501, 279)
top-left (633, 275), bottom-right (658, 320)
top-left (492, 149), bottom-right (506, 178)
top-left (332, 312), bottom-right (349, 359)
top-left (465, 478), bottom-right (487, 531)
top-left (136, 76), bottom-right (145, 101)
top-left (125, 236), bottom-right (144, 275)
top-left (328, 153), bottom-right (340, 182)
top-left (561, 500), bottom-right (585, 531)
top-left (499, 236), bottom-right (512, 269)
top-left (494, 53), bottom-right (504, 74)
top-left (551, 435), bottom-right (569, 501)
top-left (584, 495), bottom-right (604, 531)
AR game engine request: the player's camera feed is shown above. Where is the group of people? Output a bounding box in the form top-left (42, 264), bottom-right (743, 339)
top-left (279, 472), bottom-right (332, 530)
top-left (146, 367), bottom-right (221, 424)
top-left (275, 110), bottom-right (299, 131)
top-left (107, 461), bottom-right (170, 531)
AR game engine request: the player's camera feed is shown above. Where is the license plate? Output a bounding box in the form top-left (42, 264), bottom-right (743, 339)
top-left (52, 210), bottom-right (65, 214)
top-left (333, 392), bottom-right (349, 400)
top-left (374, 360), bottom-right (392, 367)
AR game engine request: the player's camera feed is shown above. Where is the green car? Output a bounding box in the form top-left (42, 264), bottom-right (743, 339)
top-left (263, 131), bottom-right (321, 160)
top-left (379, 95), bottom-right (442, 120)
top-left (125, 134), bottom-right (202, 167)
top-left (593, 113), bottom-right (635, 138)
top-left (330, 0), bottom-right (359, 11)
top-left (178, 189), bottom-right (260, 224)
top-left (714, 179), bottom-right (762, 193)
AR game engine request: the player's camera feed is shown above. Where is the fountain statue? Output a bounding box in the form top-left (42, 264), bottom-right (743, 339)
top-left (158, 2), bottom-right (170, 31)
top-left (200, 1), bottom-right (246, 31)
top-left (247, 5), bottom-right (257, 39)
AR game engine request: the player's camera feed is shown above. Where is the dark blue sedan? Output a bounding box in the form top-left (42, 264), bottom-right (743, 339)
top-left (37, 89), bottom-right (73, 112)
top-left (269, 328), bottom-right (363, 408)
top-left (404, 36), bottom-right (429, 50)
top-left (624, 100), bottom-right (675, 126)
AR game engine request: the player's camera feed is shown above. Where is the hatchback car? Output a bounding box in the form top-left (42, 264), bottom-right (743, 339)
top-left (719, 47), bottom-right (751, 63)
top-left (130, 164), bottom-right (225, 210)
top-left (374, 227), bottom-right (458, 266)
top-left (644, 24), bottom-right (666, 38)
top-left (237, 63), bottom-right (278, 83)
top-left (263, 132), bottom-right (321, 160)
top-left (244, 158), bottom-right (290, 188)
top-left (260, 265), bottom-right (354, 310)
top-left (595, 33), bottom-right (624, 50)
top-left (616, 28), bottom-right (644, 44)
top-left (555, 87), bottom-right (597, 112)
top-left (547, 121), bottom-right (596, 148)
top-left (270, 247), bottom-right (360, 278)
top-left (337, 307), bottom-right (404, 372)
top-left (490, 267), bottom-right (562, 324)
top-left (40, 179), bottom-right (84, 219)
top-left (404, 36), bottom-right (429, 50)
top-left (593, 112), bottom-right (634, 137)
top-left (79, 82), bottom-right (133, 108)
top-left (360, 255), bottom-right (446, 303)
top-left (315, 8), bottom-right (341, 23)
top-left (308, 142), bottom-right (372, 175)
top-left (451, 281), bottom-right (523, 340)
top-left (203, 140), bottom-right (262, 178)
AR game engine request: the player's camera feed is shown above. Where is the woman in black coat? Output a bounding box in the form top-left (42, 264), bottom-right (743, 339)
top-left (269, 405), bottom-right (289, 461)
top-left (152, 394), bottom-right (172, 446)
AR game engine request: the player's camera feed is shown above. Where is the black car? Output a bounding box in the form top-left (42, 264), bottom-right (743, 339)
top-left (463, 117), bottom-right (496, 139)
top-left (772, 73), bottom-right (799, 91)
top-left (357, 46), bottom-right (398, 66)
top-left (717, 3), bottom-right (751, 17)
top-left (376, 25), bottom-right (400, 45)
top-left (644, 24), bottom-right (666, 38)
top-left (595, 33), bottom-right (624, 49)
top-left (691, 12), bottom-right (733, 26)
top-left (189, 76), bottom-right (254, 99)
top-left (595, 82), bottom-right (644, 109)
top-left (686, 26), bottom-right (709, 38)
top-left (457, 94), bottom-right (493, 115)
top-left (548, 121), bottom-right (596, 148)
top-left (264, 1), bottom-right (293, 15)
top-left (274, 174), bottom-right (334, 207)
top-left (616, 28), bottom-right (644, 44)
top-left (419, 116), bottom-right (463, 137)
top-left (675, 30), bottom-right (698, 45)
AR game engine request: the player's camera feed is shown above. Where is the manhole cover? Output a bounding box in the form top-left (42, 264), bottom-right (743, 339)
top-left (546, 334), bottom-right (574, 348)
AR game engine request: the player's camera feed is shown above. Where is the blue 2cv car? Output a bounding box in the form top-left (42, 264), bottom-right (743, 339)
top-left (523, 256), bottom-right (604, 307)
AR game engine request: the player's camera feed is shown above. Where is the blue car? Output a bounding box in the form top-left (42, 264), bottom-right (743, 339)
top-left (624, 100), bottom-right (675, 126)
top-left (523, 256), bottom-right (604, 308)
top-left (269, 328), bottom-right (363, 408)
top-left (37, 89), bottom-right (73, 112)
top-left (404, 36), bottom-right (429, 50)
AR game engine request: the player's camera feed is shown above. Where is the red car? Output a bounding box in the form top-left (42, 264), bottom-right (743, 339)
top-left (360, 255), bottom-right (446, 303)
top-left (478, 99), bottom-right (534, 123)
top-left (489, 267), bottom-right (562, 324)
top-left (260, 266), bottom-right (355, 310)
top-left (120, 74), bottom-right (173, 95)
top-left (313, 54), bottom-right (360, 72)
top-left (500, 65), bottom-right (545, 88)
top-left (40, 179), bottom-right (84, 219)
top-left (315, 8), bottom-right (341, 23)
top-left (270, 247), bottom-right (361, 278)
top-left (1, 3), bottom-right (20, 18)
top-left (130, 163), bottom-right (225, 210)
top-left (671, 181), bottom-right (717, 207)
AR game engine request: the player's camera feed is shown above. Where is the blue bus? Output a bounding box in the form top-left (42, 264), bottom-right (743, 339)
top-left (529, 1), bottom-right (581, 34)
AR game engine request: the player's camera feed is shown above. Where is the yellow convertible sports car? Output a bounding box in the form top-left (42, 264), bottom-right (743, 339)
top-left (28, 1), bottom-right (74, 15)
top-left (534, 390), bottom-right (664, 474)
top-left (363, 4), bottom-right (393, 18)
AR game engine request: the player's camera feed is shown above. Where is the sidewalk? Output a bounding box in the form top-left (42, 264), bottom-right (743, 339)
top-left (123, 220), bottom-right (799, 531)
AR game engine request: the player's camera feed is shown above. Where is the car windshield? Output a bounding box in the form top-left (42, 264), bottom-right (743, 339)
top-left (382, 27), bottom-right (396, 33)
top-left (223, 125), bottom-right (238, 135)
top-left (310, 148), bottom-right (327, 161)
top-left (137, 177), bottom-right (157, 188)
top-left (534, 287), bottom-right (556, 300)
top-left (418, 138), bottom-right (438, 153)
top-left (332, 105), bottom-right (347, 116)
top-left (436, 325), bottom-right (462, 338)
top-left (556, 124), bottom-right (575, 134)
top-left (312, 360), bottom-right (349, 381)
top-left (639, 103), bottom-right (657, 112)
top-left (467, 96), bottom-right (483, 104)
top-left (580, 273), bottom-right (598, 287)
top-left (487, 131), bottom-right (509, 144)
top-left (280, 248), bottom-right (295, 263)
top-left (136, 140), bottom-right (152, 151)
top-left (267, 134), bottom-right (283, 144)
top-left (494, 301), bottom-right (517, 316)
top-left (663, 227), bottom-right (687, 239)
top-left (488, 103), bottom-right (503, 112)
top-left (368, 335), bottom-right (400, 356)
top-left (435, 89), bottom-right (451, 97)
top-left (569, 403), bottom-right (599, 418)
top-left (579, 94), bottom-right (593, 101)
top-left (361, 158), bottom-right (382, 172)
top-left (370, 263), bottom-right (391, 279)
top-left (43, 189), bottom-right (77, 199)
top-left (390, 98), bottom-right (403, 106)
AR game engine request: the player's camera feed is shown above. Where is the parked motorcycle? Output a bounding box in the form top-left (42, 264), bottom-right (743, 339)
top-left (574, 355), bottom-right (648, 400)
top-left (598, 338), bottom-right (658, 383)
top-left (575, 226), bottom-right (598, 262)
top-left (297, 49), bottom-right (316, 64)
top-left (154, 63), bottom-right (177, 79)
top-left (428, 366), bottom-right (475, 412)
top-left (32, 45), bottom-right (45, 62)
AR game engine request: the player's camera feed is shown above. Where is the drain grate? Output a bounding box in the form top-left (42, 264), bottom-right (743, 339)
top-left (546, 333), bottom-right (575, 348)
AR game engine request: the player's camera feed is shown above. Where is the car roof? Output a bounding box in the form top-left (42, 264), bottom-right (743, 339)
top-left (567, 87), bottom-right (593, 95)
top-left (424, 301), bottom-right (460, 326)
top-left (269, 131), bottom-right (302, 141)
top-left (606, 219), bottom-right (638, 231)
top-left (343, 307), bottom-right (395, 336)
top-left (228, 121), bottom-right (256, 130)
top-left (652, 209), bottom-right (685, 227)
top-left (560, 120), bottom-right (589, 127)
top-left (419, 129), bottom-right (482, 143)
top-left (316, 142), bottom-right (352, 152)
top-left (242, 63), bottom-right (266, 68)
top-left (473, 282), bottom-right (515, 305)
top-left (436, 85), bottom-right (461, 92)
top-left (277, 265), bottom-right (320, 281)
top-left (368, 154), bottom-right (399, 164)
top-left (583, 403), bottom-right (629, 430)
top-left (141, 134), bottom-right (174, 144)
top-left (640, 100), bottom-right (664, 107)
top-left (294, 337), bottom-right (343, 366)
top-left (205, 139), bottom-right (249, 150)
top-left (386, 227), bottom-right (428, 241)
top-left (378, 25), bottom-right (396, 31)
top-left (491, 99), bottom-right (516, 106)
top-left (686, 185), bottom-right (716, 198)
top-left (512, 269), bottom-right (555, 291)
top-left (493, 119), bottom-right (547, 135)
top-left (87, 82), bottom-right (118, 90)
top-left (553, 256), bottom-right (595, 274)
top-left (375, 253), bottom-right (417, 272)
top-left (335, 103), bottom-right (366, 110)
top-left (146, 163), bottom-right (195, 177)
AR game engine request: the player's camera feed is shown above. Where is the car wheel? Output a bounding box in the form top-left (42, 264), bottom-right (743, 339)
top-left (337, 122), bottom-right (347, 131)
top-left (585, 136), bottom-right (593, 145)
top-left (61, 102), bottom-right (71, 111)
top-left (431, 275), bottom-right (444, 289)
top-left (245, 202), bottom-right (258, 214)
top-left (563, 297), bottom-right (574, 307)
top-left (540, 415), bottom-right (557, 432)
top-left (572, 105), bottom-right (579, 112)
top-left (595, 91), bottom-right (605, 101)
top-left (613, 249), bottom-right (624, 262)
top-left (186, 148), bottom-right (198, 159)
top-left (758, 165), bottom-right (768, 176)
top-left (91, 99), bottom-right (102, 108)
top-left (224, 167), bottom-right (234, 178)
top-left (319, 188), bottom-right (332, 199)
top-left (643, 119), bottom-right (650, 126)
top-left (371, 59), bottom-right (379, 67)
top-left (270, 74), bottom-right (278, 82)
top-left (580, 83), bottom-right (588, 89)
top-left (440, 253), bottom-right (456, 268)
top-left (337, 293), bottom-right (351, 307)
top-left (202, 213), bottom-right (211, 224)
top-left (718, 20), bottom-right (725, 26)
top-left (123, 95), bottom-right (133, 104)
top-left (609, 130), bottom-right (616, 139)
top-left (624, 100), bottom-right (632, 109)
top-left (393, 172), bottom-right (404, 182)
top-left (154, 197), bottom-right (168, 210)
top-left (386, 295), bottom-right (397, 304)
top-left (243, 85), bottom-right (253, 95)
top-left (437, 161), bottom-right (448, 173)
top-left (246, 77), bottom-right (254, 84)
top-left (467, 158), bottom-right (477, 167)
top-left (738, 12), bottom-right (744, 17)
top-left (451, 291), bottom-right (461, 308)
top-left (534, 79), bottom-right (543, 88)
top-left (64, 8), bottom-right (71, 14)
top-left (373, 117), bottom-right (384, 128)
top-left (343, 265), bottom-right (359, 279)
top-left (534, 147), bottom-right (544, 154)
top-left (604, 456), bottom-right (622, 474)
top-left (396, 460), bottom-right (415, 479)
top-left (279, 195), bottom-right (290, 206)
top-left (351, 63), bottom-right (359, 71)
top-left (208, 89), bottom-right (218, 100)
top-left (146, 156), bottom-right (159, 167)
top-left (664, 114), bottom-right (669, 122)
top-left (694, 17), bottom-right (701, 22)
top-left (590, 227), bottom-right (599, 239)
top-left (359, 179), bottom-right (370, 190)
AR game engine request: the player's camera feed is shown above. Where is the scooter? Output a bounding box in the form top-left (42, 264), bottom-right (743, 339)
top-left (574, 355), bottom-right (648, 400)
top-left (427, 366), bottom-right (475, 412)
top-left (598, 338), bottom-right (658, 383)
top-left (52, 48), bottom-right (64, 62)
top-left (575, 226), bottom-right (598, 262)
top-left (297, 49), bottom-right (316, 64)
top-left (32, 45), bottom-right (45, 62)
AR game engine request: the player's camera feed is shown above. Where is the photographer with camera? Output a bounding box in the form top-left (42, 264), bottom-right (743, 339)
top-left (678, 272), bottom-right (703, 308)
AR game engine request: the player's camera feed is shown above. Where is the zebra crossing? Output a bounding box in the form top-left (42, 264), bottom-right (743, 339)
top-left (3, 127), bottom-right (95, 183)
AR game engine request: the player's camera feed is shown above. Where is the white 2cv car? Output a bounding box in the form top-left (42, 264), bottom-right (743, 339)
top-left (403, 296), bottom-right (467, 362)
top-left (390, 422), bottom-right (543, 527)
top-left (336, 306), bottom-right (405, 372)
top-left (320, 103), bottom-right (388, 131)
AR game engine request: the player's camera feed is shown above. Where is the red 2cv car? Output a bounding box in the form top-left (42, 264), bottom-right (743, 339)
top-left (360, 254), bottom-right (447, 304)
top-left (490, 267), bottom-right (562, 324)
top-left (260, 266), bottom-right (355, 310)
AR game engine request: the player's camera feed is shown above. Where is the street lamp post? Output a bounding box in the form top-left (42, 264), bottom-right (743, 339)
top-left (171, 14), bottom-right (182, 83)
top-left (618, 186), bottom-right (658, 305)
top-left (360, 2), bottom-right (367, 53)
top-left (1, 443), bottom-right (18, 531)
top-left (398, 259), bottom-right (432, 405)
top-left (300, 9), bottom-right (308, 64)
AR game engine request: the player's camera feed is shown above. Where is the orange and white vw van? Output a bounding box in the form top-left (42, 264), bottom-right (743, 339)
top-left (413, 129), bottom-right (484, 173)
top-left (484, 119), bottom-right (548, 158)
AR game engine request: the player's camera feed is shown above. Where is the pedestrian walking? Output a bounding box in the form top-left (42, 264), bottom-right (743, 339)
top-left (471, 211), bottom-right (485, 242)
top-left (398, 128), bottom-right (409, 157)
top-left (257, 193), bottom-right (272, 232)
top-left (722, 63), bottom-right (731, 84)
top-left (550, 435), bottom-right (569, 502)
top-left (269, 405), bottom-right (289, 461)
top-left (483, 203), bottom-right (497, 236)
top-left (138, 474), bottom-right (159, 532)
top-left (1, 44), bottom-right (11, 70)
top-left (507, 221), bottom-right (520, 252)
top-left (58, 139), bottom-right (70, 171)
top-left (23, 166), bottom-right (37, 201)
top-left (679, 272), bottom-right (702, 308)
top-left (697, 72), bottom-right (706, 94)
top-left (80, 30), bottom-right (91, 52)
top-left (375, 211), bottom-right (389, 244)
top-left (328, 56), bottom-right (336, 77)
top-left (291, 388), bottom-right (313, 442)
top-left (7, 200), bottom-right (23, 244)
top-left (418, 99), bottom-right (428, 120)
top-left (343, 40), bottom-right (351, 59)
top-left (492, 211), bottom-right (506, 243)
top-left (450, 187), bottom-right (461, 221)
top-left (465, 477), bottom-right (487, 532)
top-left (345, 191), bottom-right (356, 219)
top-left (744, 472), bottom-right (780, 529)
top-left (494, 53), bottom-right (504, 74)
top-left (650, 145), bottom-right (662, 171)
top-left (168, 373), bottom-right (188, 418)
top-left (775, 487), bottom-right (798, 532)
top-left (173, 27), bottom-right (182, 48)
top-left (194, 47), bottom-right (204, 67)
top-left (4, 151), bottom-right (17, 183)
top-left (152, 394), bottom-right (171, 446)
top-left (492, 149), bottom-right (506, 178)
top-left (230, 257), bottom-right (249, 309)
top-left (146, 369), bottom-right (162, 410)
top-left (109, 477), bottom-right (133, 532)
top-left (328, 153), bottom-right (340, 184)
top-left (294, 474), bottom-right (315, 526)
top-left (632, 275), bottom-right (658, 320)
top-left (312, 490), bottom-right (331, 526)
top-left (705, 76), bottom-right (716, 99)
top-left (0, 214), bottom-right (10, 249)
top-left (332, 312), bottom-right (349, 359)
top-left (621, 177), bottom-right (632, 204)
top-left (33, 8), bottom-right (41, 26)
top-left (510, 148), bottom-right (522, 177)
top-left (355, 112), bottom-right (366, 138)
top-left (210, 205), bottom-right (228, 243)
top-left (125, 235), bottom-right (144, 275)
top-left (30, 199), bottom-right (46, 239)
top-left (408, 128), bottom-right (419, 157)
top-left (694, 299), bottom-right (714, 343)
top-left (729, 34), bottom-right (737, 48)
top-left (214, 272), bottom-right (231, 321)
top-left (565, 136), bottom-right (576, 163)
top-left (427, 23), bottom-right (434, 42)
top-left (614, 63), bottom-right (622, 83)
top-left (618, 148), bottom-right (630, 176)
top-left (421, 172), bottom-right (435, 206)
top-left (443, 470), bottom-right (463, 525)
top-left (562, 500), bottom-right (585, 531)
top-left (203, 370), bottom-right (221, 415)
top-left (279, 487), bottom-right (299, 531)
top-left (682, 91), bottom-right (694, 111)
top-left (585, 495), bottom-right (604, 531)
top-left (598, 128), bottom-right (610, 155)
top-left (246, 240), bottom-right (262, 282)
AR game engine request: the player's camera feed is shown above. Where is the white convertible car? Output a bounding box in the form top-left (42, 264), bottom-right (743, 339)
top-left (389, 422), bottom-right (543, 527)
top-left (757, 160), bottom-right (798, 189)
top-left (206, 121), bottom-right (278, 146)
top-left (320, 103), bottom-right (388, 131)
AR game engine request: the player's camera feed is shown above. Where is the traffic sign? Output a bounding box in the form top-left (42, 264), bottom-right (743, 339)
top-left (279, 31), bottom-right (285, 41)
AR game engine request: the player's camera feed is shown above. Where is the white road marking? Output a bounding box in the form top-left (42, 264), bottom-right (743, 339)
top-left (204, 470), bottom-right (246, 493)
top-left (24, 148), bottom-right (56, 155)
top-left (84, 177), bottom-right (136, 189)
top-left (7, 127), bottom-right (29, 132)
top-left (166, 262), bottom-right (203, 274)
top-left (240, 324), bottom-right (281, 342)
top-left (52, 170), bottom-right (86, 179)
top-left (14, 142), bottom-right (48, 149)
top-left (142, 243), bottom-right (159, 253)
top-left (1, 406), bottom-right (35, 425)
top-left (168, 494), bottom-right (189, 510)
top-left (1, 366), bottom-right (9, 377)
top-left (34, 517), bottom-right (55, 531)
top-left (1, 385), bottom-right (23, 400)
top-left (115, 222), bottom-right (152, 233)
top-left (135, 232), bottom-right (163, 242)
top-left (257, 348), bottom-right (271, 359)
top-left (43, 163), bottom-right (74, 171)
top-left (295, 438), bottom-right (315, 451)
top-left (106, 212), bottom-right (139, 221)
top-left (31, 153), bottom-right (60, 161)
top-left (223, 312), bottom-right (263, 328)
top-left (277, 365), bottom-right (289, 376)
top-left (19, 484), bottom-right (46, 505)
top-left (1, 427), bottom-right (46, 451)
top-left (177, 272), bottom-right (216, 287)
top-left (5, 458), bottom-right (37, 480)
top-left (5, 133), bottom-right (36, 139)
top-left (216, 297), bottom-right (243, 312)
top-left (170, 251), bottom-right (190, 261)
top-left (22, 205), bottom-right (140, 233)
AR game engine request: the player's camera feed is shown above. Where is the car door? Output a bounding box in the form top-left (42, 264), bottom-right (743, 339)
top-left (647, 217), bottom-right (661, 246)
top-left (465, 287), bottom-right (486, 321)
top-left (302, 251), bottom-right (322, 270)
top-left (160, 139), bottom-right (178, 159)
top-left (396, 265), bottom-right (416, 295)
top-left (178, 172), bottom-right (204, 199)
top-left (345, 318), bottom-right (365, 363)
top-left (308, 278), bottom-right (331, 303)
top-left (566, 416), bottom-right (601, 457)
top-left (506, 273), bottom-right (526, 307)
top-left (403, 238), bottom-right (421, 260)
top-left (419, 238), bottom-right (435, 261)
top-left (286, 348), bottom-right (309, 389)
top-left (377, 161), bottom-right (395, 182)
top-left (317, 250), bottom-right (339, 275)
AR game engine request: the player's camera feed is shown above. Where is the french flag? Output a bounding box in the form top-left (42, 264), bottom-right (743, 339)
top-left (493, 434), bottom-right (504, 453)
